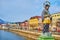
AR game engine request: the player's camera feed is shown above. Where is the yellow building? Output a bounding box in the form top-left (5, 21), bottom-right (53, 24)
top-left (28, 16), bottom-right (42, 30)
top-left (51, 12), bottom-right (60, 28)
top-left (29, 18), bottom-right (39, 27)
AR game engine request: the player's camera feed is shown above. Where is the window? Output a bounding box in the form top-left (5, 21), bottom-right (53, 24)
top-left (55, 15), bottom-right (56, 17)
top-left (57, 15), bottom-right (60, 16)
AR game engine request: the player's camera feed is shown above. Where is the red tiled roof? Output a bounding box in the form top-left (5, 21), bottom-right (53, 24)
top-left (30, 16), bottom-right (41, 19)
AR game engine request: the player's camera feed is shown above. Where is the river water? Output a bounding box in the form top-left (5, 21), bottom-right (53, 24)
top-left (0, 30), bottom-right (26, 40)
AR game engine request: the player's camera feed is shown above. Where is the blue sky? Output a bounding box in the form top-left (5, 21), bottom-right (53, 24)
top-left (0, 0), bottom-right (60, 22)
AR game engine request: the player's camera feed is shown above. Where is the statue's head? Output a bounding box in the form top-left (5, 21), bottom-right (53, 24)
top-left (43, 1), bottom-right (50, 10)
top-left (45, 4), bottom-right (50, 10)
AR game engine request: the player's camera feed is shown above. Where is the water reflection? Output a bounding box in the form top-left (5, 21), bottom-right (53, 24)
top-left (0, 30), bottom-right (25, 40)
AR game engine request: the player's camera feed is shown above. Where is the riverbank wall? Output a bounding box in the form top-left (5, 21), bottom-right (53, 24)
top-left (0, 28), bottom-right (60, 40)
top-left (9, 29), bottom-right (39, 40)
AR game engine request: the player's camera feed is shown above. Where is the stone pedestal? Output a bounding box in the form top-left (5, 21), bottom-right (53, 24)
top-left (38, 33), bottom-right (55, 40)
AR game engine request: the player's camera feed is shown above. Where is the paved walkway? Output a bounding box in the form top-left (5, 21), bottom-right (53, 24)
top-left (11, 29), bottom-right (60, 40)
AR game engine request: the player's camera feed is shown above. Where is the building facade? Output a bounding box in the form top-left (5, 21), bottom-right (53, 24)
top-left (28, 16), bottom-right (42, 30)
top-left (51, 12), bottom-right (60, 28)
